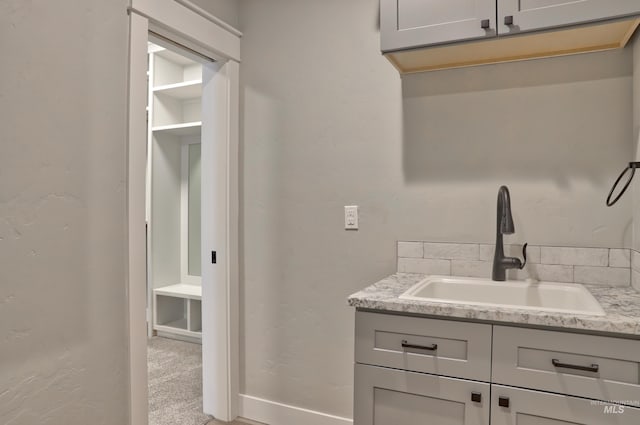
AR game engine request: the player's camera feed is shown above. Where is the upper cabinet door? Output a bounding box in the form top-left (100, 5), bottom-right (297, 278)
top-left (498, 0), bottom-right (640, 35)
top-left (380, 0), bottom-right (497, 52)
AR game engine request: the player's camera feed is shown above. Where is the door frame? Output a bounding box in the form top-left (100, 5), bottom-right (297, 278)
top-left (126, 1), bottom-right (241, 424)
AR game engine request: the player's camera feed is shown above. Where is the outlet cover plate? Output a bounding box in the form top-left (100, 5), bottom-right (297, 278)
top-left (345, 205), bottom-right (358, 230)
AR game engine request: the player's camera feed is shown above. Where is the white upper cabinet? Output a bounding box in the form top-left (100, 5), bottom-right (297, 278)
top-left (381, 0), bottom-right (640, 55)
top-left (380, 0), bottom-right (497, 52)
top-left (499, 0), bottom-right (640, 35)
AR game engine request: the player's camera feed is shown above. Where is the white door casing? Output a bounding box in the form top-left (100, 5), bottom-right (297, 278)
top-left (128, 12), bottom-right (150, 425)
top-left (126, 1), bottom-right (240, 423)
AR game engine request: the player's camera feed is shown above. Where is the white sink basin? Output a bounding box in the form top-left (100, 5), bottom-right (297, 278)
top-left (399, 275), bottom-right (606, 316)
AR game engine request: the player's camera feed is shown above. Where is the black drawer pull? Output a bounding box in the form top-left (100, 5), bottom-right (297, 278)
top-left (552, 358), bottom-right (599, 373)
top-left (498, 396), bottom-right (510, 408)
top-left (471, 392), bottom-right (482, 403)
top-left (401, 340), bottom-right (438, 351)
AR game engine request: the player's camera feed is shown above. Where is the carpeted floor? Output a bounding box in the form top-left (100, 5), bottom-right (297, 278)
top-left (148, 337), bottom-right (212, 425)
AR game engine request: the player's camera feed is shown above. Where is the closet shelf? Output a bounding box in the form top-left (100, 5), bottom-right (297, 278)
top-left (153, 80), bottom-right (202, 99)
top-left (154, 283), bottom-right (202, 300)
top-left (159, 318), bottom-right (189, 330)
top-left (152, 122), bottom-right (202, 136)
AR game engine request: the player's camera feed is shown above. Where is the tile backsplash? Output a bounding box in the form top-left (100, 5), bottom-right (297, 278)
top-left (397, 241), bottom-right (636, 288)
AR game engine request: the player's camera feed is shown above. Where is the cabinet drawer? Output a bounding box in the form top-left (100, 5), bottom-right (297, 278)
top-left (355, 311), bottom-right (492, 381)
top-left (355, 363), bottom-right (490, 425)
top-left (493, 326), bottom-right (640, 405)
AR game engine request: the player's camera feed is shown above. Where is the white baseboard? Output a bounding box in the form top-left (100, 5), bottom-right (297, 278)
top-left (239, 394), bottom-right (353, 425)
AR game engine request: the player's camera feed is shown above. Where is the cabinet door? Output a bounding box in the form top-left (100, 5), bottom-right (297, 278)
top-left (498, 0), bottom-right (640, 35)
top-left (491, 385), bottom-right (640, 425)
top-left (354, 364), bottom-right (489, 425)
top-left (380, 0), bottom-right (497, 52)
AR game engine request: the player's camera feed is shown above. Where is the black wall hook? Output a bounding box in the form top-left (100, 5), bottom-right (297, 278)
top-left (606, 162), bottom-right (640, 207)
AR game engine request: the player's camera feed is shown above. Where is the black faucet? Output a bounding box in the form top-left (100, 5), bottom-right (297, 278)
top-left (492, 186), bottom-right (527, 281)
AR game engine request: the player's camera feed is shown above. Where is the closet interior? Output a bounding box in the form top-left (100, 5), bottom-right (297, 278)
top-left (146, 41), bottom-right (203, 343)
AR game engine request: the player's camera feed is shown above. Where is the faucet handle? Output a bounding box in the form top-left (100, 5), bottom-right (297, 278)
top-left (519, 243), bottom-right (528, 269)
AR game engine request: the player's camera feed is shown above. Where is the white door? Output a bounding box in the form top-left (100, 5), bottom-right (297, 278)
top-left (201, 59), bottom-right (239, 421)
top-left (491, 385), bottom-right (640, 424)
top-left (380, 0), bottom-right (497, 52)
top-left (498, 0), bottom-right (640, 35)
top-left (354, 364), bottom-right (490, 425)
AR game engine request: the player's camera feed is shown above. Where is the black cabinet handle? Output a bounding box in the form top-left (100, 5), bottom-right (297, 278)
top-left (481, 19), bottom-right (490, 29)
top-left (504, 15), bottom-right (514, 25)
top-left (498, 396), bottom-right (510, 408)
top-left (471, 392), bottom-right (482, 403)
top-left (401, 340), bottom-right (437, 351)
top-left (552, 358), bottom-right (599, 373)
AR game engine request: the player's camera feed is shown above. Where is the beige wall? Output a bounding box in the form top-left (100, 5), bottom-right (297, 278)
top-left (633, 34), bottom-right (640, 255)
top-left (189, 0), bottom-right (240, 29)
top-left (402, 49), bottom-right (632, 247)
top-left (238, 0), bottom-right (634, 418)
top-left (632, 34), bottom-right (640, 292)
top-left (0, 1), bottom-right (130, 424)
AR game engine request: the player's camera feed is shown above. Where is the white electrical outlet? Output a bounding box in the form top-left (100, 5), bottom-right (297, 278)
top-left (345, 205), bottom-right (359, 230)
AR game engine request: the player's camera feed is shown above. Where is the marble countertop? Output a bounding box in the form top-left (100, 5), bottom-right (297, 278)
top-left (347, 273), bottom-right (640, 336)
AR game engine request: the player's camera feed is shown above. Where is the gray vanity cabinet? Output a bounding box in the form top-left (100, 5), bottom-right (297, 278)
top-left (491, 385), bottom-right (640, 425)
top-left (354, 364), bottom-right (490, 425)
top-left (380, 0), bottom-right (497, 52)
top-left (498, 0), bottom-right (640, 35)
top-left (381, 0), bottom-right (640, 52)
top-left (354, 311), bottom-right (640, 425)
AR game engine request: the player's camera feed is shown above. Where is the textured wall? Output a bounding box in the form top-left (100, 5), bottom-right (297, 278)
top-left (0, 1), bottom-right (130, 423)
top-left (633, 35), bottom-right (640, 255)
top-left (238, 0), bottom-right (634, 418)
top-left (632, 34), bottom-right (640, 292)
top-left (188, 0), bottom-right (240, 29)
top-left (402, 49), bottom-right (632, 247)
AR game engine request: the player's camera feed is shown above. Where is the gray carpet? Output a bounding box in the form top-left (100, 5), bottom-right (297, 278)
top-left (148, 337), bottom-right (212, 425)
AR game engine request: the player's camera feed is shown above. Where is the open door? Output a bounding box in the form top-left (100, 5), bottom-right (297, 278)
top-left (127, 2), bottom-right (240, 423)
top-left (201, 59), bottom-right (240, 421)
